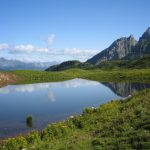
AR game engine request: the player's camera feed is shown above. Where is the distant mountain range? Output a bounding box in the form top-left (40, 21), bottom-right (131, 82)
top-left (46, 27), bottom-right (150, 71)
top-left (0, 58), bottom-right (57, 70)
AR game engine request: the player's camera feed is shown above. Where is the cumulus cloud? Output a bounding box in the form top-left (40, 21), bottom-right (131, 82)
top-left (47, 48), bottom-right (99, 61)
top-left (0, 45), bottom-right (99, 62)
top-left (0, 34), bottom-right (99, 62)
top-left (47, 34), bottom-right (55, 46)
top-left (0, 44), bottom-right (49, 54)
top-left (63, 48), bottom-right (99, 59)
top-left (37, 47), bottom-right (49, 52)
top-left (14, 44), bottom-right (35, 52)
top-left (0, 35), bottom-right (53, 54)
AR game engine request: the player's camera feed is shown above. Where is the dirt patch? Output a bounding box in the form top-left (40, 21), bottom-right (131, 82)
top-left (0, 73), bottom-right (19, 87)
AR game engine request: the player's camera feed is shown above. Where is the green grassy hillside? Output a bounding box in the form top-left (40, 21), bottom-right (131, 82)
top-left (96, 56), bottom-right (150, 69)
top-left (45, 60), bottom-right (95, 71)
top-left (1, 89), bottom-right (150, 150)
top-left (45, 56), bottom-right (150, 71)
top-left (10, 68), bottom-right (150, 84)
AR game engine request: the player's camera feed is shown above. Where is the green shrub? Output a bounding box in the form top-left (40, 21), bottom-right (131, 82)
top-left (72, 117), bottom-right (84, 129)
top-left (26, 131), bottom-right (40, 144)
top-left (83, 107), bottom-right (96, 115)
top-left (26, 115), bottom-right (33, 127)
top-left (43, 123), bottom-right (69, 139)
top-left (5, 137), bottom-right (27, 150)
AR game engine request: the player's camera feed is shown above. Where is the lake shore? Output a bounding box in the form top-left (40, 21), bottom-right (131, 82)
top-left (1, 68), bottom-right (150, 87)
top-left (0, 72), bottom-right (19, 88)
top-left (0, 89), bottom-right (150, 149)
top-left (0, 69), bottom-right (150, 149)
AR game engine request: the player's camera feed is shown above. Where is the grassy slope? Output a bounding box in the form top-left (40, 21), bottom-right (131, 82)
top-left (45, 56), bottom-right (150, 71)
top-left (96, 56), bottom-right (150, 69)
top-left (1, 89), bottom-right (150, 150)
top-left (3, 68), bottom-right (150, 85)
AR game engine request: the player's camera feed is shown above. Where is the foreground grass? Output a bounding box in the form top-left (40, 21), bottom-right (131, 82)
top-left (2, 68), bottom-right (150, 85)
top-left (0, 89), bottom-right (150, 150)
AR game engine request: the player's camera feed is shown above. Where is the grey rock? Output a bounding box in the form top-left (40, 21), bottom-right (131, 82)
top-left (127, 27), bottom-right (150, 58)
top-left (87, 35), bottom-right (137, 64)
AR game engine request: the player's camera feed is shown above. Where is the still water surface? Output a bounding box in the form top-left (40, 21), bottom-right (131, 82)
top-left (0, 78), bottom-right (150, 138)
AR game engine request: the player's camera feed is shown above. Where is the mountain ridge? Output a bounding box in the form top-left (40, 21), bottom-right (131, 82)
top-left (0, 57), bottom-right (57, 70)
top-left (88, 27), bottom-right (150, 64)
top-left (87, 35), bottom-right (137, 64)
top-left (46, 27), bottom-right (150, 71)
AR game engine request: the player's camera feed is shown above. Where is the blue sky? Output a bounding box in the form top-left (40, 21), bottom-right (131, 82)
top-left (0, 0), bottom-right (150, 62)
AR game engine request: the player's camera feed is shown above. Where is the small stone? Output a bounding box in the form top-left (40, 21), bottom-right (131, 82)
top-left (69, 115), bottom-right (74, 119)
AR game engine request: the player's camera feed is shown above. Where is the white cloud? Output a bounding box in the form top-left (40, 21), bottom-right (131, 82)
top-left (48, 91), bottom-right (56, 102)
top-left (47, 34), bottom-right (55, 46)
top-left (0, 34), bottom-right (54, 54)
top-left (58, 78), bottom-right (100, 88)
top-left (0, 43), bottom-right (9, 50)
top-left (14, 44), bottom-right (35, 52)
top-left (4, 44), bottom-right (49, 54)
top-left (63, 48), bottom-right (99, 59)
top-left (0, 45), bottom-right (99, 62)
top-left (47, 48), bottom-right (99, 61)
top-left (37, 47), bottom-right (49, 52)
top-left (0, 34), bottom-right (99, 62)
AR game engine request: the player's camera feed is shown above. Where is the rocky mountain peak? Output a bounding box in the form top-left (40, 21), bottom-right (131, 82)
top-left (47, 27), bottom-right (150, 70)
top-left (139, 27), bottom-right (150, 40)
top-left (146, 27), bottom-right (150, 33)
top-left (128, 34), bottom-right (134, 39)
top-left (87, 35), bottom-right (137, 64)
top-left (131, 27), bottom-right (150, 57)
top-left (127, 35), bottom-right (137, 46)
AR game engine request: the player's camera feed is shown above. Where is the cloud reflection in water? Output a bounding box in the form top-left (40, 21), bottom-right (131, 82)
top-left (0, 78), bottom-right (100, 94)
top-left (48, 91), bottom-right (56, 102)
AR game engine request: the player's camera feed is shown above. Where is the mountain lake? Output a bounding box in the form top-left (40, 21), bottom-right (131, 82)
top-left (0, 78), bottom-right (150, 138)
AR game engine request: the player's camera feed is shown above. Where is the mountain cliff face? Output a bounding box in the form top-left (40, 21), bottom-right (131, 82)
top-left (87, 27), bottom-right (150, 64)
top-left (87, 35), bottom-right (137, 64)
top-left (127, 27), bottom-right (150, 58)
top-left (46, 27), bottom-right (150, 71)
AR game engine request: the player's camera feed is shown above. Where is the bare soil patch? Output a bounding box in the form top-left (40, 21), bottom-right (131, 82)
top-left (0, 73), bottom-right (18, 87)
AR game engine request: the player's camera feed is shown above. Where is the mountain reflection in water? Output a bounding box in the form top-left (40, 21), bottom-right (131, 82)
top-left (102, 82), bottom-right (150, 97)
